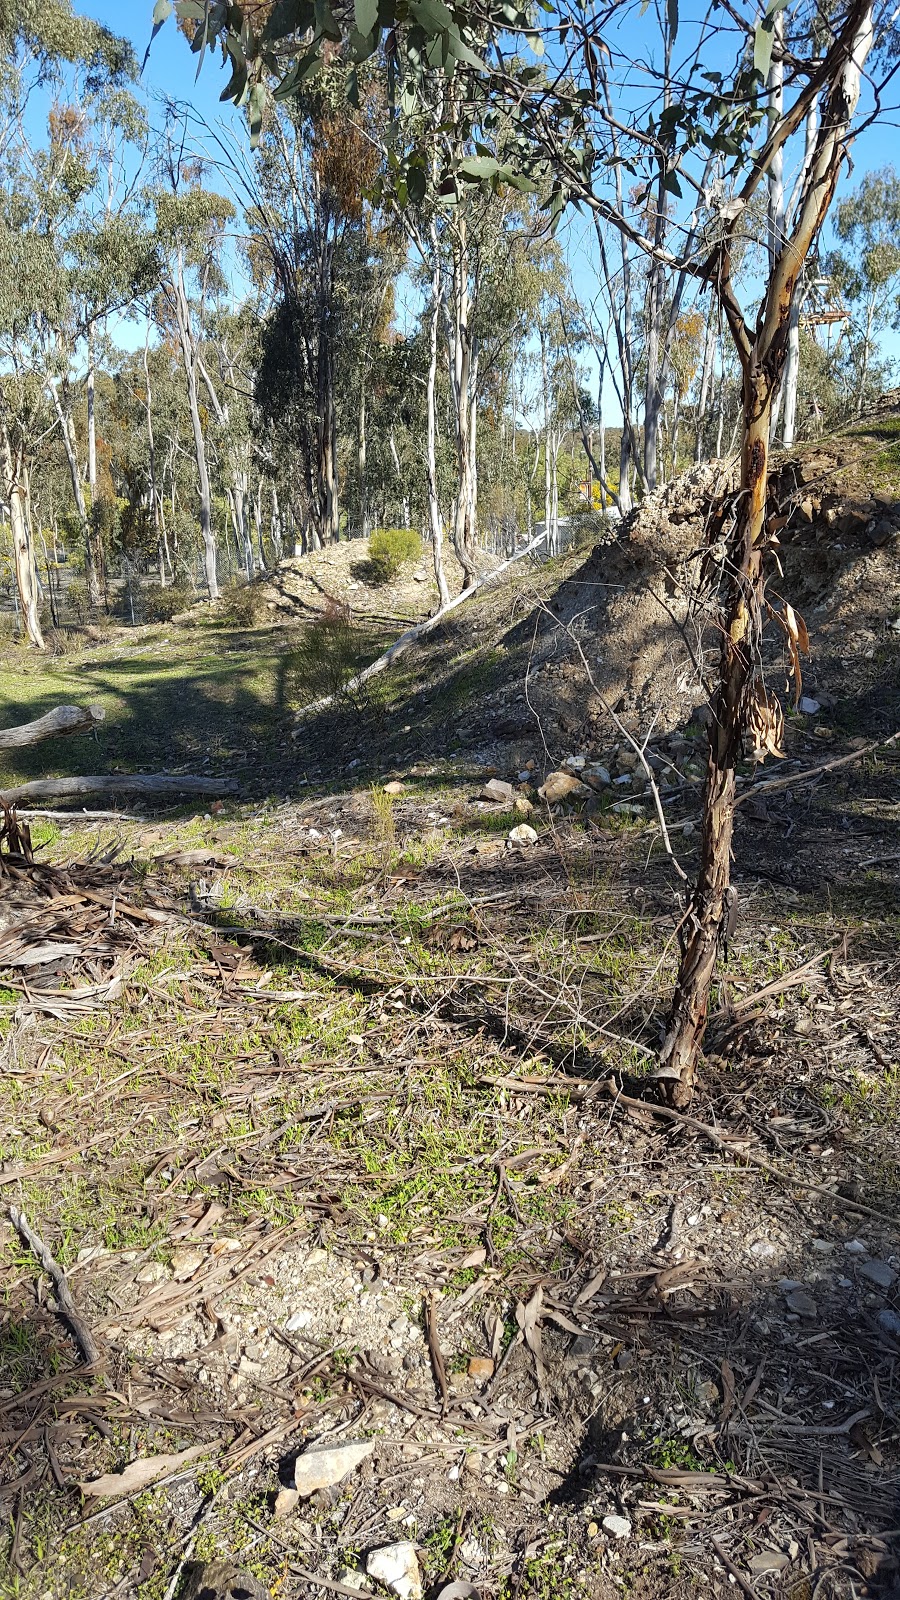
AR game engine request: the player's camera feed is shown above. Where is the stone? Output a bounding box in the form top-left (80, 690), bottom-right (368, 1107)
top-left (582, 766), bottom-right (611, 789)
top-left (859, 1259), bottom-right (896, 1289)
top-left (507, 824), bottom-right (538, 846)
top-left (513, 795), bottom-right (533, 815)
top-left (877, 1308), bottom-right (900, 1337)
top-left (170, 1246), bottom-right (204, 1281)
top-left (337, 1569), bottom-right (372, 1593)
top-left (135, 1261), bottom-right (168, 1285)
top-left (564, 755), bottom-right (586, 770)
top-left (844, 1239), bottom-right (868, 1255)
top-left (569, 1334), bottom-right (598, 1359)
top-left (285, 1310), bottom-right (313, 1332)
top-left (480, 778), bottom-right (516, 803)
top-left (538, 771), bottom-right (585, 804)
top-left (602, 1515), bottom-right (632, 1540)
top-left (383, 781), bottom-right (405, 795)
top-left (784, 1288), bottom-right (817, 1318)
top-left (616, 748), bottom-right (640, 771)
top-left (365, 1542), bottom-right (422, 1600)
top-left (750, 1239), bottom-right (778, 1260)
top-left (748, 1552), bottom-right (789, 1575)
top-left (274, 1487), bottom-right (300, 1519)
top-left (797, 696), bottom-right (821, 715)
top-left (293, 1438), bottom-right (374, 1497)
top-left (468, 1356), bottom-right (495, 1380)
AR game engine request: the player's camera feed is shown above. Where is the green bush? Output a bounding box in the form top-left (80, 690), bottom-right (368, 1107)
top-left (221, 581), bottom-right (268, 627)
top-left (142, 583), bottom-right (194, 623)
top-left (286, 604), bottom-right (365, 703)
top-left (367, 527), bottom-right (422, 584)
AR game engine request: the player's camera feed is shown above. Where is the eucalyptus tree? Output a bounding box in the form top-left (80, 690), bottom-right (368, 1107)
top-left (171, 0), bottom-right (894, 1104)
top-left (0, 0), bottom-right (142, 639)
top-left (825, 168), bottom-right (900, 414)
top-left (153, 159), bottom-right (236, 599)
top-left (243, 83), bottom-right (385, 549)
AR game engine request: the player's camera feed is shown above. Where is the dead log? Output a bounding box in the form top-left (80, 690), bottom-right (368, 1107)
top-left (0, 774), bottom-right (237, 804)
top-left (0, 704), bottom-right (106, 750)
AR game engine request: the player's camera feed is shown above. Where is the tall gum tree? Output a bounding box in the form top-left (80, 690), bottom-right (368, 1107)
top-left (153, 171), bottom-right (236, 600)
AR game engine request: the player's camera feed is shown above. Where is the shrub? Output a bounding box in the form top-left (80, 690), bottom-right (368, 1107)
top-left (142, 583), bottom-right (194, 623)
top-left (221, 581), bottom-right (268, 628)
top-left (367, 527), bottom-right (422, 584)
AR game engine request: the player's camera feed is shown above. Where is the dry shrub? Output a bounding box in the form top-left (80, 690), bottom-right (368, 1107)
top-left (221, 581), bottom-right (267, 628)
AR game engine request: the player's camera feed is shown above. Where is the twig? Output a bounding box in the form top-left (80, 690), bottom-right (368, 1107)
top-left (9, 1207), bottom-right (100, 1366)
top-left (734, 730), bottom-right (900, 808)
top-left (425, 1293), bottom-right (449, 1413)
top-left (290, 1567), bottom-right (381, 1599)
top-left (711, 1537), bottom-right (763, 1600)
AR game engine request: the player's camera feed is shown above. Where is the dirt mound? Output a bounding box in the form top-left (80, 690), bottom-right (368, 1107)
top-left (252, 538), bottom-right (473, 625)
top-left (518, 432), bottom-right (900, 752)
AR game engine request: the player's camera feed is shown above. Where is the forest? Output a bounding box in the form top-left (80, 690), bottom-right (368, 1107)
top-left (1, 1), bottom-right (900, 1598)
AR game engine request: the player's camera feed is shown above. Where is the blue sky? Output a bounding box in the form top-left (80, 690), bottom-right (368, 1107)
top-left (80, 1), bottom-right (899, 415)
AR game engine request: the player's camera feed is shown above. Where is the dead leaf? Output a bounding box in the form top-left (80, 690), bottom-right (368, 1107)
top-left (79, 1443), bottom-right (210, 1497)
top-left (516, 1286), bottom-right (548, 1395)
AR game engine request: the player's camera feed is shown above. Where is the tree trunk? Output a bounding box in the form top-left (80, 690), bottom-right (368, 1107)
top-left (172, 251), bottom-right (218, 600)
top-left (448, 215), bottom-right (478, 590)
top-left (2, 433), bottom-right (44, 650)
top-left (50, 384), bottom-right (101, 611)
top-left (780, 296), bottom-right (802, 446)
top-left (426, 247), bottom-right (451, 610)
top-left (358, 382), bottom-right (369, 539)
top-left (87, 328), bottom-right (97, 499)
top-left (657, 368), bottom-right (774, 1104)
top-left (658, 0), bottom-right (875, 1105)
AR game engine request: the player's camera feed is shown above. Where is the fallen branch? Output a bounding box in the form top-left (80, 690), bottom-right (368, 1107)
top-left (0, 704), bottom-right (105, 750)
top-left (0, 773), bottom-right (237, 804)
top-left (8, 1206), bottom-right (100, 1366)
top-left (294, 530), bottom-right (547, 721)
top-left (734, 730), bottom-right (899, 808)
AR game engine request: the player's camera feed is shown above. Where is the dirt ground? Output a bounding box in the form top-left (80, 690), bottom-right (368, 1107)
top-left (0, 416), bottom-right (899, 1600)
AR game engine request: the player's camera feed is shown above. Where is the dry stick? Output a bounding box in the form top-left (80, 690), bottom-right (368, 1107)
top-left (711, 1536), bottom-right (763, 1600)
top-left (734, 729), bottom-right (900, 808)
top-left (8, 1208), bottom-right (100, 1366)
top-left (0, 703), bottom-right (105, 750)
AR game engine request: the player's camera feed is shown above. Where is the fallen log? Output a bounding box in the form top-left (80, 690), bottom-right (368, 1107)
top-left (0, 703), bottom-right (106, 750)
top-left (0, 774), bottom-right (237, 804)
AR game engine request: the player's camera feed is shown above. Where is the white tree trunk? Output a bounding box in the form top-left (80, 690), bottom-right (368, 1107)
top-left (2, 432), bottom-right (44, 649)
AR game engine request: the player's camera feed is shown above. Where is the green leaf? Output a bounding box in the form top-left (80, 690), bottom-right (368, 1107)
top-left (406, 163), bottom-right (427, 202)
top-left (354, 0), bottom-right (379, 36)
top-left (458, 155), bottom-right (500, 179)
top-left (753, 15), bottom-right (774, 78)
top-left (261, 0), bottom-right (308, 40)
top-left (409, 0), bottom-right (454, 32)
top-left (445, 32), bottom-right (485, 68)
top-left (663, 169), bottom-right (683, 196)
top-left (248, 81), bottom-right (267, 147)
top-left (667, 0), bottom-right (678, 43)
